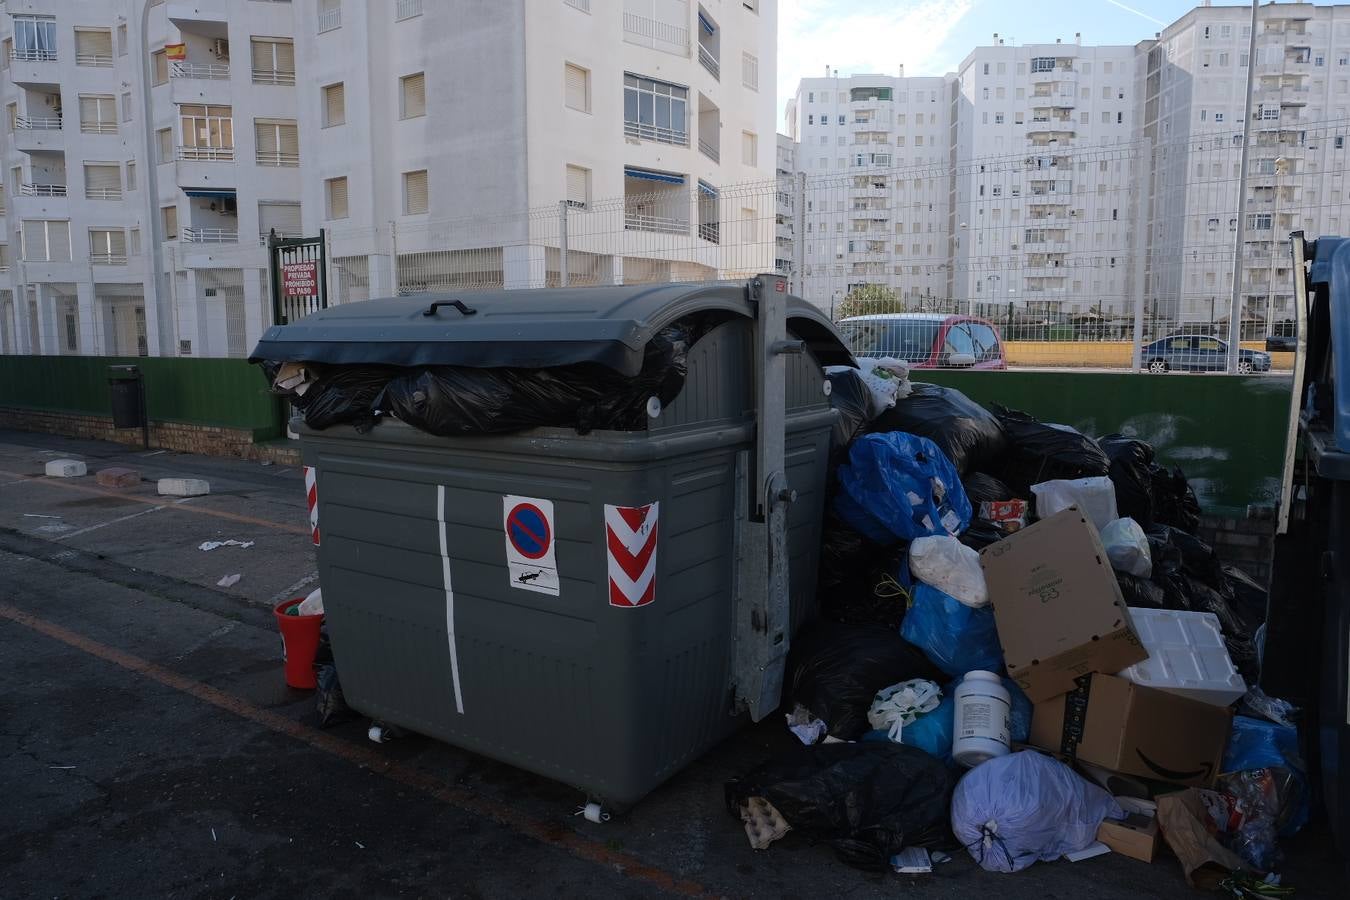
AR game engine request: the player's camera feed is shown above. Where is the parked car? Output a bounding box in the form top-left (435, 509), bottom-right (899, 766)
top-left (1140, 335), bottom-right (1273, 374)
top-left (835, 313), bottom-right (1008, 369)
top-left (1266, 334), bottom-right (1297, 352)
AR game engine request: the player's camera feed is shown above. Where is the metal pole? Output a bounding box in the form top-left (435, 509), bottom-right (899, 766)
top-left (389, 220), bottom-right (399, 295)
top-left (139, 0), bottom-right (168, 356)
top-left (558, 200), bottom-right (569, 287)
top-left (1130, 137), bottom-right (1152, 371)
top-left (793, 171), bottom-right (806, 297)
top-left (1227, 0), bottom-right (1260, 373)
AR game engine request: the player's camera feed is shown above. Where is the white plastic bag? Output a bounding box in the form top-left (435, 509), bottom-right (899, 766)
top-left (1101, 517), bottom-right (1152, 578)
top-left (298, 587), bottom-right (324, 616)
top-left (951, 751), bottom-right (1124, 873)
top-left (1030, 476), bottom-right (1118, 532)
top-left (867, 679), bottom-right (942, 741)
top-left (847, 357), bottom-right (912, 417)
top-left (909, 535), bottom-right (988, 608)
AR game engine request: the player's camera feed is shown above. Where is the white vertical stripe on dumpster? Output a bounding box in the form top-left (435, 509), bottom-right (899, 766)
top-left (436, 485), bottom-right (465, 714)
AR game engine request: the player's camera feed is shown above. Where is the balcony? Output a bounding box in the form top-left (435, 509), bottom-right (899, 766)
top-left (177, 145), bottom-right (235, 161)
top-left (90, 252), bottom-right (128, 265)
top-left (698, 44), bottom-right (719, 80)
top-left (697, 136), bottom-right (719, 162)
top-left (256, 149), bottom-right (299, 167)
top-left (171, 61), bottom-right (229, 80)
top-left (624, 212), bottom-right (688, 235)
top-left (11, 47), bottom-right (56, 63)
top-left (15, 114), bottom-right (61, 130)
top-left (8, 49), bottom-right (59, 88)
top-left (76, 52), bottom-right (113, 68)
top-left (251, 67), bottom-right (295, 86)
top-left (20, 182), bottom-right (66, 197)
top-left (318, 6), bottom-right (341, 33)
top-left (12, 116), bottom-right (64, 153)
top-left (182, 226), bottom-right (238, 243)
top-left (624, 120), bottom-right (688, 146)
top-left (623, 12), bottom-right (689, 56)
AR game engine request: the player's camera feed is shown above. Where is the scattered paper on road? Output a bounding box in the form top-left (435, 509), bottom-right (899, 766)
top-left (199, 540), bottom-right (254, 551)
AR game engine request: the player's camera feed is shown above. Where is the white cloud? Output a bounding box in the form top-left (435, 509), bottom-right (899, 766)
top-left (777, 0), bottom-right (975, 126)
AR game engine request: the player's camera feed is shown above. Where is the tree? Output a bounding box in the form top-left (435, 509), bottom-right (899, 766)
top-left (837, 284), bottom-right (904, 319)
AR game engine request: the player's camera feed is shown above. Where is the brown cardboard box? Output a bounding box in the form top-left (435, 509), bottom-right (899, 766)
top-left (1030, 674), bottom-right (1233, 787)
top-left (980, 507), bottom-right (1148, 702)
top-left (1096, 798), bottom-right (1161, 862)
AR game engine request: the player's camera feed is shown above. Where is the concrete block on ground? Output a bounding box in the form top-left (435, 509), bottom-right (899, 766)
top-left (45, 459), bottom-right (87, 478)
top-left (96, 467), bottom-right (140, 489)
top-left (158, 477), bottom-right (210, 497)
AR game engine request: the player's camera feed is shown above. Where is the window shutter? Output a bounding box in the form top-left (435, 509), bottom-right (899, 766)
top-left (157, 128), bottom-right (172, 161)
top-left (325, 83), bottom-right (345, 125)
top-left (404, 170), bottom-right (428, 215)
top-left (566, 165), bottom-right (589, 207)
top-left (279, 123), bottom-right (299, 157)
top-left (741, 52), bottom-right (758, 90)
top-left (327, 177), bottom-right (348, 218)
top-left (742, 131), bottom-right (757, 166)
top-left (275, 40), bottom-right (295, 74)
top-left (153, 50), bottom-right (167, 84)
top-left (79, 95), bottom-right (97, 125)
top-left (259, 202), bottom-right (301, 237)
top-left (402, 72), bottom-right (425, 117)
top-left (90, 228), bottom-right (126, 257)
top-left (251, 39), bottom-right (270, 71)
top-left (84, 163), bottom-right (121, 198)
top-left (0, 184), bottom-right (6, 213)
top-left (163, 205), bottom-right (177, 238)
top-left (129, 228), bottom-right (141, 255)
top-left (76, 29), bottom-right (113, 63)
top-left (51, 221), bottom-right (71, 261)
top-left (22, 221), bottom-right (44, 259)
top-left (126, 160), bottom-right (136, 191)
top-left (564, 64), bottom-right (587, 111)
top-left (0, 245), bottom-right (8, 268)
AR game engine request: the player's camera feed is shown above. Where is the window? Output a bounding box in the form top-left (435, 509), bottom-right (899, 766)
top-left (117, 24), bottom-right (128, 56)
top-left (162, 205), bottom-right (177, 239)
top-left (21, 219), bottom-right (71, 261)
top-left (1016, 111), bottom-right (1024, 124)
top-left (12, 15), bottom-right (56, 62)
top-left (807, 114), bottom-right (813, 124)
top-left (1031, 56), bottom-right (1055, 73)
top-left (741, 130), bottom-right (758, 166)
top-left (565, 164), bottom-right (590, 208)
top-left (1215, 112), bottom-right (1224, 122)
top-left (1102, 86), bottom-right (1111, 100)
top-left (1338, 136), bottom-right (1346, 150)
top-left (623, 73), bottom-right (688, 145)
top-left (563, 64), bottom-right (588, 113)
top-left (251, 38), bottom-right (295, 85)
top-left (395, 0), bottom-right (423, 20)
top-left (403, 169), bottom-right (428, 215)
top-left (126, 160), bottom-right (136, 191)
top-left (89, 228), bottom-right (127, 264)
top-left (1248, 213), bottom-right (1272, 230)
top-left (323, 83), bottom-right (346, 127)
top-left (400, 71), bottom-right (427, 118)
top-left (1102, 111), bottom-right (1110, 124)
top-left (83, 163), bottom-right (121, 200)
top-left (1259, 106), bottom-right (1279, 120)
top-left (994, 113), bottom-right (1004, 124)
top-left (319, 0), bottom-right (342, 33)
top-left (742, 52), bottom-right (758, 91)
top-left (1219, 52), bottom-right (1229, 66)
top-left (326, 176), bottom-right (349, 219)
top-left (258, 202), bottom-right (302, 242)
top-left (121, 92), bottom-right (132, 122)
top-left (74, 28), bottom-right (113, 67)
top-left (255, 118), bottom-right (299, 166)
top-left (1, 38), bottom-right (9, 70)
top-left (152, 49), bottom-right (168, 85)
top-left (156, 128), bottom-right (172, 162)
top-left (78, 95), bottom-right (117, 134)
top-left (178, 104), bottom-right (233, 159)
top-left (1221, 24), bottom-right (1232, 38)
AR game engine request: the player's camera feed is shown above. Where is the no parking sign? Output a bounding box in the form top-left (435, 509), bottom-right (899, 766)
top-left (502, 495), bottom-right (560, 596)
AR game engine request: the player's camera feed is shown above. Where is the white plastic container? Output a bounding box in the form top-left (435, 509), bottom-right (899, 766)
top-left (1119, 607), bottom-right (1247, 706)
top-left (952, 670), bottom-right (1012, 767)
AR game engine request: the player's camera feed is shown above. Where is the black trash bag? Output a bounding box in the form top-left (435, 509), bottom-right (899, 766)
top-left (1117, 572), bottom-right (1167, 609)
top-left (788, 622), bottom-right (942, 740)
top-left (959, 518), bottom-right (1007, 551)
top-left (1150, 525), bottom-right (1227, 589)
top-left (872, 383), bottom-right (1006, 475)
top-left (1099, 434), bottom-right (1157, 526)
top-left (1223, 564), bottom-right (1270, 629)
top-left (315, 663), bottom-right (357, 728)
top-left (992, 405), bottom-right (1110, 494)
top-left (291, 365), bottom-right (399, 433)
top-left (1152, 465), bottom-right (1202, 534)
top-left (825, 368), bottom-right (873, 453)
top-left (377, 323), bottom-right (694, 435)
top-left (962, 471), bottom-right (1016, 505)
top-left (725, 742), bottom-right (955, 870)
top-left (819, 552), bottom-right (910, 631)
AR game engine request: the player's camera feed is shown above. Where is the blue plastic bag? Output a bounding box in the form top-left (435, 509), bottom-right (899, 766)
top-left (834, 432), bottom-right (972, 544)
top-left (1221, 715), bottom-right (1310, 837)
top-left (899, 584), bottom-right (1005, 678)
top-left (880, 677), bottom-right (1028, 764)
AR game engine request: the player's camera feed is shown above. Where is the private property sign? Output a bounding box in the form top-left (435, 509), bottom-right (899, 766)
top-left (281, 261), bottom-right (318, 298)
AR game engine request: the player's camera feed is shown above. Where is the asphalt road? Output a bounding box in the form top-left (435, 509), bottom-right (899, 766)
top-left (1, 429), bottom-right (1344, 898)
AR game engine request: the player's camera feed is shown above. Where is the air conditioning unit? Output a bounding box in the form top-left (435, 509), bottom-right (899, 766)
top-left (211, 38), bottom-right (229, 59)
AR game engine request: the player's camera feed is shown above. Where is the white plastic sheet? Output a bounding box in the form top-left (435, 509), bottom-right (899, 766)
top-left (1030, 476), bottom-right (1119, 532)
top-left (909, 535), bottom-right (988, 608)
top-left (1102, 517), bottom-right (1152, 578)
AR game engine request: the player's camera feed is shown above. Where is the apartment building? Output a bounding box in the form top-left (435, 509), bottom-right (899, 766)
top-left (774, 131), bottom-right (794, 283)
top-left (298, 0), bottom-right (775, 303)
top-left (785, 70), bottom-right (954, 309)
top-left (1142, 2), bottom-right (1350, 329)
top-left (950, 39), bottom-right (1141, 316)
top-left (0, 0), bottom-right (300, 358)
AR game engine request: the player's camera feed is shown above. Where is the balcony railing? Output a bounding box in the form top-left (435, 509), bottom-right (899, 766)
top-left (564, 0), bottom-right (590, 10)
top-left (698, 44), bottom-right (720, 80)
top-left (90, 252), bottom-right (128, 265)
top-left (624, 212), bottom-right (688, 235)
top-left (182, 227), bottom-right (238, 243)
top-left (76, 53), bottom-right (113, 67)
top-left (395, 0), bottom-right (423, 20)
top-left (170, 61), bottom-right (230, 80)
top-left (11, 47), bottom-right (57, 62)
top-left (20, 182), bottom-right (66, 196)
top-left (698, 222), bottom-right (720, 244)
top-left (623, 120), bottom-right (688, 146)
top-left (15, 115), bottom-right (62, 129)
top-left (318, 6), bottom-right (342, 32)
top-left (177, 145), bottom-right (235, 161)
top-left (85, 187), bottom-right (122, 200)
top-left (698, 137), bottom-right (719, 162)
top-left (251, 67), bottom-right (295, 86)
top-left (256, 150), bottom-right (299, 167)
top-left (258, 229), bottom-right (302, 246)
top-left (80, 121), bottom-right (118, 135)
top-left (622, 12), bottom-right (689, 55)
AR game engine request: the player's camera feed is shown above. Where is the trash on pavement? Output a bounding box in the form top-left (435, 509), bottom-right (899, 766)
top-left (952, 670), bottom-right (1012, 767)
top-left (297, 587), bottom-right (324, 616)
top-left (950, 750), bottom-right (1124, 873)
top-left (890, 846), bottom-right (932, 873)
top-left (1031, 475), bottom-right (1119, 532)
top-left (785, 703), bottom-right (828, 746)
top-left (216, 573), bottom-right (241, 587)
top-left (1156, 788), bottom-right (1249, 888)
top-left (1119, 608), bottom-right (1247, 706)
top-left (980, 508), bottom-right (1147, 701)
top-left (899, 584), bottom-right (1004, 678)
top-left (834, 431), bottom-right (972, 544)
top-left (871, 382), bottom-right (1007, 475)
top-left (866, 678), bottom-right (941, 742)
top-left (725, 742), bottom-right (954, 870)
top-left (1029, 673), bottom-right (1232, 787)
top-left (198, 539), bottom-right (254, 551)
top-left (1102, 517), bottom-right (1153, 578)
top-left (315, 663), bottom-right (357, 728)
top-left (1221, 716), bottom-right (1310, 839)
top-left (824, 368), bottom-right (874, 452)
top-left (1096, 796), bottom-right (1161, 863)
top-left (738, 796), bottom-right (792, 850)
top-left (274, 597), bottom-right (324, 689)
top-left (908, 534), bottom-right (988, 607)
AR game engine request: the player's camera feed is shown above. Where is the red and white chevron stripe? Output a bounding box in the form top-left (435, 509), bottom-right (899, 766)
top-left (304, 465), bottom-right (320, 546)
top-left (604, 502), bottom-right (659, 608)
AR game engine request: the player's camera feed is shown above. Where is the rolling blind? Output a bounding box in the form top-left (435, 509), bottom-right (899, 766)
top-left (324, 83), bottom-right (345, 126)
top-left (566, 165), bottom-right (589, 206)
top-left (23, 220), bottom-right (70, 261)
top-left (75, 29), bottom-right (113, 61)
top-left (327, 177), bottom-right (348, 218)
top-left (404, 170), bottom-right (428, 215)
top-left (163, 205), bottom-right (177, 238)
top-left (259, 202), bottom-right (301, 237)
top-left (90, 228), bottom-right (126, 256)
top-left (401, 73), bottom-right (425, 117)
top-left (84, 163), bottom-right (121, 194)
top-left (564, 64), bottom-right (587, 111)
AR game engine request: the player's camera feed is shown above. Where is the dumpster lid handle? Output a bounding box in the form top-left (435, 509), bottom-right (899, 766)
top-left (422, 299), bottom-right (478, 318)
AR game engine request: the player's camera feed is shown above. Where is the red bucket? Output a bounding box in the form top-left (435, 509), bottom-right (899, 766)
top-left (274, 598), bottom-right (324, 689)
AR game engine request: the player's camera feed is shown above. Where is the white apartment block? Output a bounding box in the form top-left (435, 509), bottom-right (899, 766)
top-left (0, 0), bottom-right (775, 358)
top-left (1142, 2), bottom-right (1350, 329)
top-left (0, 0), bottom-right (300, 359)
top-left (785, 70), bottom-right (953, 311)
top-left (774, 131), bottom-right (794, 282)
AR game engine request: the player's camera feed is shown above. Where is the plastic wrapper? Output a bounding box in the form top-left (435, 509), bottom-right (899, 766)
top-left (1222, 716), bottom-right (1310, 838)
top-left (788, 621), bottom-right (941, 740)
top-left (872, 383), bottom-right (1006, 475)
top-left (962, 472), bottom-right (1015, 505)
top-left (1208, 769), bottom-right (1296, 873)
top-left (951, 751), bottom-right (1124, 873)
top-left (899, 584), bottom-right (1005, 678)
top-left (909, 535), bottom-right (988, 608)
top-left (980, 499), bottom-right (1029, 534)
top-left (315, 663), bottom-right (357, 728)
top-left (993, 405), bottom-right (1110, 494)
top-left (834, 432), bottom-right (973, 544)
top-left (867, 679), bottom-right (942, 741)
top-left (1102, 517), bottom-right (1152, 578)
top-left (725, 742), bottom-right (955, 870)
top-left (825, 368), bottom-right (873, 453)
top-left (1222, 564), bottom-right (1270, 629)
top-left (1031, 476), bottom-right (1119, 532)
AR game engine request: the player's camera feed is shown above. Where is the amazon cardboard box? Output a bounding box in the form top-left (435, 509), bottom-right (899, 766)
top-left (980, 507), bottom-right (1148, 702)
top-left (1030, 674), bottom-right (1232, 787)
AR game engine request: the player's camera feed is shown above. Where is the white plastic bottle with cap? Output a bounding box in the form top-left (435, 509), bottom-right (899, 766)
top-left (951, 670), bottom-right (1012, 767)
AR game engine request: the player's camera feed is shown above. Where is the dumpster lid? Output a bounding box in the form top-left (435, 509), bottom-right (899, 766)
top-left (249, 278), bottom-right (854, 375)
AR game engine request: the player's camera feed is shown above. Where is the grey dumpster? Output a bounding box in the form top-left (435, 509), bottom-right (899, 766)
top-left (251, 274), bottom-right (853, 807)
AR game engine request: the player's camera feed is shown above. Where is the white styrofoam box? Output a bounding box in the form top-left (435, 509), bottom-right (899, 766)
top-left (1120, 608), bottom-right (1246, 706)
top-left (44, 459), bottom-right (87, 478)
top-left (158, 477), bottom-right (210, 497)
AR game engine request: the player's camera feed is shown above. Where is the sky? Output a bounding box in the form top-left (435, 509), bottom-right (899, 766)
top-left (777, 0), bottom-right (1262, 126)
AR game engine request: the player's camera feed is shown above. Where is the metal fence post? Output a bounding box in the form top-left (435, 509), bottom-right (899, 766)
top-left (559, 200), bottom-right (570, 287)
top-left (1130, 138), bottom-right (1151, 372)
top-left (390, 220), bottom-right (399, 295)
top-left (793, 171), bottom-right (806, 297)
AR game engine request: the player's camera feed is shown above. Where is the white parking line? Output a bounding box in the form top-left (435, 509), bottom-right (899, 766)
top-left (55, 506), bottom-right (164, 541)
top-left (268, 571), bottom-right (320, 605)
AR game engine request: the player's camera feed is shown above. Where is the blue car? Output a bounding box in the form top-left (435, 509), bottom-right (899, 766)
top-left (1141, 335), bottom-right (1272, 374)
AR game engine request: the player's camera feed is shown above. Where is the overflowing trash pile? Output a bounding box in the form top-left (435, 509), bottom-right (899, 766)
top-left (728, 365), bottom-right (1309, 889)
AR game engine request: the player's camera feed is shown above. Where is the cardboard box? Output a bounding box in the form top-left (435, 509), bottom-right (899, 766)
top-left (980, 507), bottom-right (1148, 702)
top-left (1097, 797), bottom-right (1161, 863)
top-left (1030, 674), bottom-right (1233, 787)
